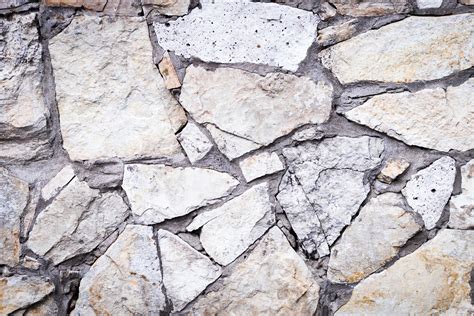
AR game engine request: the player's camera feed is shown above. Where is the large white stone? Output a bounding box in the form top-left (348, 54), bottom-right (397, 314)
top-left (154, 2), bottom-right (318, 71)
top-left (328, 193), bottom-right (421, 283)
top-left (337, 229), bottom-right (474, 315)
top-left (239, 151), bottom-right (284, 182)
top-left (177, 122), bottom-right (213, 164)
top-left (190, 227), bottom-right (320, 315)
top-left (402, 157), bottom-right (456, 229)
top-left (345, 79), bottom-right (474, 152)
top-left (73, 225), bottom-right (166, 315)
top-left (187, 183), bottom-right (275, 265)
top-left (50, 15), bottom-right (186, 161)
top-left (449, 159), bottom-right (474, 229)
top-left (158, 230), bottom-right (221, 312)
top-left (320, 14), bottom-right (473, 83)
top-left (122, 164), bottom-right (239, 224)
top-left (180, 66), bottom-right (333, 158)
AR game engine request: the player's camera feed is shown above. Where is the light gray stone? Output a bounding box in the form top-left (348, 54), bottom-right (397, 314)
top-left (177, 122), bottom-right (213, 164)
top-left (417, 0), bottom-right (443, 8)
top-left (402, 157), bottom-right (456, 229)
top-left (158, 229), bottom-right (221, 312)
top-left (449, 160), bottom-right (474, 229)
top-left (239, 152), bottom-right (284, 182)
top-left (41, 165), bottom-right (75, 201)
top-left (328, 0), bottom-right (410, 16)
top-left (154, 2), bottom-right (318, 71)
top-left (0, 0), bottom-right (33, 9)
top-left (187, 182), bottom-right (275, 265)
top-left (320, 15), bottom-right (473, 83)
top-left (123, 164), bottom-right (239, 225)
top-left (206, 124), bottom-right (261, 160)
top-left (291, 126), bottom-right (324, 142)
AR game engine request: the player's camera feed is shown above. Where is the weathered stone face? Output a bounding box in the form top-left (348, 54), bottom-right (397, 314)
top-left (177, 122), bottom-right (213, 164)
top-left (328, 0), bottom-right (410, 16)
top-left (449, 159), bottom-right (474, 229)
top-left (239, 151), bottom-right (284, 182)
top-left (0, 276), bottom-right (54, 314)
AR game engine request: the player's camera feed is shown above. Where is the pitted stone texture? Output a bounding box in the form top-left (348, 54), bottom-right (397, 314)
top-left (0, 169), bottom-right (28, 266)
top-left (73, 225), bottom-right (166, 315)
top-left (449, 160), bottom-right (474, 229)
top-left (123, 164), bottom-right (238, 225)
top-left (377, 159), bottom-right (410, 184)
top-left (336, 229), bottom-right (474, 315)
top-left (158, 229), bottom-right (221, 312)
top-left (402, 157), bottom-right (456, 229)
top-left (320, 14), bottom-right (473, 83)
top-left (190, 227), bottom-right (319, 315)
top-left (239, 152), bottom-right (284, 182)
top-left (177, 122), bottom-right (213, 164)
top-left (206, 124), bottom-right (261, 160)
top-left (328, 193), bottom-right (421, 283)
top-left (154, 2), bottom-right (318, 71)
top-left (187, 183), bottom-right (275, 266)
top-left (279, 136), bottom-right (384, 256)
top-left (27, 178), bottom-right (129, 264)
top-left (50, 15), bottom-right (185, 161)
top-left (41, 165), bottom-right (75, 201)
top-left (345, 79), bottom-right (474, 152)
top-left (0, 13), bottom-right (50, 162)
top-left (180, 66), bottom-right (333, 159)
top-left (0, 275), bottom-right (55, 315)
top-left (328, 0), bottom-right (410, 16)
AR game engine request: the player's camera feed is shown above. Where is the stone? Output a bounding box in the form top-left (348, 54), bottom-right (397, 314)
top-left (180, 66), bottom-right (333, 158)
top-left (24, 296), bottom-right (58, 316)
top-left (21, 256), bottom-right (40, 270)
top-left (402, 157), bottom-right (456, 229)
top-left (154, 2), bottom-right (318, 71)
top-left (206, 124), bottom-right (261, 160)
top-left (239, 152), bottom-right (284, 182)
top-left (328, 0), bottom-right (410, 16)
top-left (0, 0), bottom-right (33, 9)
top-left (417, 0), bottom-right (443, 8)
top-left (27, 177), bottom-right (129, 264)
top-left (319, 2), bottom-right (337, 20)
top-left (320, 14), bottom-right (473, 83)
top-left (42, 0), bottom-right (107, 11)
top-left (317, 19), bottom-right (357, 47)
top-left (177, 122), bottom-right (213, 164)
top-left (0, 169), bottom-right (28, 266)
top-left (41, 165), bottom-right (75, 201)
top-left (187, 183), bottom-right (275, 265)
top-left (377, 159), bottom-right (410, 184)
top-left (190, 227), bottom-right (320, 315)
top-left (328, 193), bottom-right (421, 283)
top-left (292, 126), bottom-right (324, 142)
top-left (73, 225), bottom-right (166, 315)
top-left (123, 164), bottom-right (239, 224)
top-left (460, 0), bottom-right (474, 4)
top-left (102, 0), bottom-right (142, 15)
top-left (0, 275), bottom-right (55, 315)
top-left (345, 79), bottom-right (474, 152)
top-left (50, 15), bottom-right (186, 161)
top-left (336, 229), bottom-right (474, 315)
top-left (278, 136), bottom-right (384, 257)
top-left (449, 159), bottom-right (474, 229)
top-left (158, 52), bottom-right (181, 89)
top-left (158, 229), bottom-right (221, 312)
top-left (143, 0), bottom-right (189, 16)
top-left (0, 13), bottom-right (51, 162)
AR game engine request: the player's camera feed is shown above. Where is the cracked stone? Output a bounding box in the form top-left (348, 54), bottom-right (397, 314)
top-left (239, 151), bottom-right (284, 182)
top-left (154, 2), bottom-right (318, 71)
top-left (328, 0), bottom-right (410, 16)
top-left (377, 159), bottom-right (410, 184)
top-left (320, 14), bottom-right (473, 83)
top-left (317, 19), bottom-right (357, 47)
top-left (205, 124), bottom-right (261, 160)
top-left (50, 15), bottom-right (186, 161)
top-left (158, 229), bottom-right (221, 312)
top-left (449, 159), bottom-right (474, 229)
top-left (73, 225), bottom-right (166, 315)
top-left (158, 52), bottom-right (181, 90)
top-left (187, 182), bottom-right (275, 266)
top-left (402, 156), bottom-right (456, 230)
top-left (180, 66), bottom-right (333, 159)
top-left (328, 193), bottom-right (421, 283)
top-left (122, 164), bottom-right (239, 225)
top-left (0, 275), bottom-right (55, 315)
top-left (345, 79), bottom-right (474, 152)
top-left (177, 122), bottom-right (213, 164)
top-left (336, 229), bottom-right (474, 315)
top-left (0, 169), bottom-right (28, 267)
top-left (143, 0), bottom-right (189, 16)
top-left (27, 177), bottom-right (129, 265)
top-left (190, 227), bottom-right (320, 315)
top-left (41, 165), bottom-right (75, 201)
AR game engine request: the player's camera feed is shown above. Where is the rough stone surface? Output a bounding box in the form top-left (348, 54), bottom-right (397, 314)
top-left (337, 229), bottom-right (474, 315)
top-left (187, 183), bottom-right (275, 265)
top-left (0, 275), bottom-right (54, 315)
top-left (27, 177), bottom-right (129, 264)
top-left (345, 79), bottom-right (474, 152)
top-left (328, 193), bottom-right (422, 283)
top-left (460, 0), bottom-right (474, 4)
top-left (40, 165), bottom-right (75, 201)
top-left (205, 124), bottom-right (261, 160)
top-left (177, 122), bottom-right (213, 164)
top-left (180, 66), bottom-right (333, 157)
top-left (449, 159), bottom-right (474, 229)
top-left (158, 229), bottom-right (221, 312)
top-left (0, 169), bottom-right (28, 266)
top-left (320, 15), bottom-right (474, 83)
top-left (23, 296), bottom-right (58, 316)
top-left (0, 0), bottom-right (33, 9)
top-left (143, 0), bottom-right (189, 16)
top-left (73, 225), bottom-right (166, 315)
top-left (190, 227), bottom-right (320, 315)
top-left (402, 157), bottom-right (456, 229)
top-left (417, 0), bottom-right (443, 8)
top-left (154, 2), bottom-right (318, 71)
top-left (43, 0), bottom-right (107, 11)
top-left (377, 159), bottom-right (410, 184)
top-left (123, 164), bottom-right (238, 224)
top-left (317, 19), bottom-right (357, 47)
top-left (239, 151), bottom-right (284, 182)
top-left (328, 0), bottom-right (410, 16)
top-left (50, 15), bottom-right (185, 161)
top-left (158, 52), bottom-right (181, 89)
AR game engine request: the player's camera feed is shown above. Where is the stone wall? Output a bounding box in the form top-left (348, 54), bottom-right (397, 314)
top-left (0, 0), bottom-right (473, 314)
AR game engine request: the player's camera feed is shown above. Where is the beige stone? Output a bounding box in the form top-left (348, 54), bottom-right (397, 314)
top-left (317, 19), bottom-right (357, 47)
top-left (239, 152), bottom-right (284, 182)
top-left (449, 159), bottom-right (474, 229)
top-left (158, 52), bottom-right (181, 89)
top-left (42, 0), bottom-right (106, 10)
top-left (328, 0), bottom-right (410, 16)
top-left (24, 296), bottom-right (58, 316)
top-left (377, 159), bottom-right (410, 183)
top-left (459, 0), bottom-right (474, 5)
top-left (143, 0), bottom-right (189, 16)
